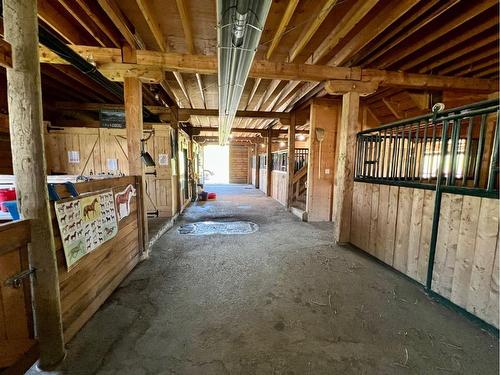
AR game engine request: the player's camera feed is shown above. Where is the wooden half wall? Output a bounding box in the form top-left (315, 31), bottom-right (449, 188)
top-left (229, 144), bottom-right (249, 184)
top-left (350, 181), bottom-right (499, 328)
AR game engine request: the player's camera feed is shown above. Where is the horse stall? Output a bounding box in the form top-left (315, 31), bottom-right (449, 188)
top-left (270, 150), bottom-right (288, 206)
top-left (349, 99), bottom-right (499, 329)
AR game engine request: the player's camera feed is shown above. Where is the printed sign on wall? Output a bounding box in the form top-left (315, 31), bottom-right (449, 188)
top-left (55, 190), bottom-right (118, 269)
top-left (115, 184), bottom-right (137, 221)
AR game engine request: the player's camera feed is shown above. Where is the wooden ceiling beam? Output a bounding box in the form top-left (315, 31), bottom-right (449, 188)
top-left (38, 0), bottom-right (95, 45)
top-left (475, 65), bottom-right (500, 79)
top-left (439, 47), bottom-right (499, 76)
top-left (74, 0), bottom-right (121, 47)
top-left (312, 0), bottom-right (379, 65)
top-left (288, 0), bottom-right (337, 63)
top-left (352, 0), bottom-right (439, 66)
top-left (266, 0), bottom-right (299, 60)
top-left (38, 46), bottom-right (499, 92)
top-left (361, 0), bottom-right (460, 66)
top-left (456, 58), bottom-right (500, 77)
top-left (328, 0), bottom-right (419, 67)
top-left (97, 0), bottom-right (137, 47)
top-left (175, 0), bottom-right (195, 54)
top-left (55, 0), bottom-right (112, 47)
top-left (377, 0), bottom-right (497, 69)
top-left (418, 35), bottom-right (498, 74)
top-left (136, 0), bottom-right (167, 52)
top-left (399, 18), bottom-right (498, 71)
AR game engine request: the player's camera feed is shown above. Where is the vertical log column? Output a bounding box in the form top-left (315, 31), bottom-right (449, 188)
top-left (170, 106), bottom-right (182, 213)
top-left (4, 0), bottom-right (65, 368)
top-left (287, 114), bottom-right (296, 208)
top-left (124, 75), bottom-right (149, 253)
top-left (266, 128), bottom-right (273, 196)
top-left (333, 92), bottom-right (360, 244)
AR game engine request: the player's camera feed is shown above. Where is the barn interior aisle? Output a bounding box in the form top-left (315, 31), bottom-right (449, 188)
top-left (28, 185), bottom-right (498, 374)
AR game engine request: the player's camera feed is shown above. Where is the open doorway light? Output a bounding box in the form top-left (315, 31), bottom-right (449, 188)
top-left (203, 145), bottom-right (229, 184)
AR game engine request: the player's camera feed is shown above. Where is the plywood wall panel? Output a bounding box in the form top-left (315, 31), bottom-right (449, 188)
top-left (229, 145), bottom-right (249, 184)
top-left (271, 171), bottom-right (288, 206)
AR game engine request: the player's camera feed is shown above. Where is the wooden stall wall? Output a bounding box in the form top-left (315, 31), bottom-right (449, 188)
top-left (251, 167), bottom-right (256, 186)
top-left (46, 125), bottom-right (175, 218)
top-left (350, 182), bottom-right (499, 328)
top-left (432, 194), bottom-right (499, 328)
top-left (271, 171), bottom-right (288, 206)
top-left (259, 167), bottom-right (267, 195)
top-left (229, 144), bottom-right (249, 184)
top-left (52, 177), bottom-right (143, 341)
top-left (0, 220), bottom-right (37, 372)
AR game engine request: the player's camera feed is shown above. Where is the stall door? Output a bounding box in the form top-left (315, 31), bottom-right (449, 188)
top-left (0, 221), bottom-right (38, 374)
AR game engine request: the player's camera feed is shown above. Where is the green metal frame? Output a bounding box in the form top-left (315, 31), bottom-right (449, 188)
top-left (353, 99), bottom-right (500, 331)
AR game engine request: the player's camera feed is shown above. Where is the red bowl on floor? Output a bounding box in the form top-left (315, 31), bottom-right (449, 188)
top-left (207, 192), bottom-right (216, 200)
top-left (0, 189), bottom-right (16, 212)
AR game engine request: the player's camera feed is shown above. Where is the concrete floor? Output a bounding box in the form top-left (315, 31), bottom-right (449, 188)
top-left (32, 185), bottom-right (498, 374)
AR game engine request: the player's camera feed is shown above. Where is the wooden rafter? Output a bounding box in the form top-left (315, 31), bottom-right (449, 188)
top-left (266, 0), bottom-right (299, 60)
top-left (328, 0), bottom-right (419, 67)
top-left (97, 0), bottom-right (136, 47)
top-left (136, 0), bottom-right (167, 52)
top-left (378, 0), bottom-right (497, 69)
top-left (175, 0), bottom-right (195, 54)
top-left (360, 0), bottom-right (460, 66)
top-left (288, 0), bottom-right (337, 62)
top-left (74, 0), bottom-right (121, 47)
top-left (418, 34), bottom-right (498, 74)
top-left (382, 98), bottom-right (401, 119)
top-left (312, 0), bottom-right (379, 65)
top-left (440, 48), bottom-right (499, 76)
top-left (399, 18), bottom-right (498, 71)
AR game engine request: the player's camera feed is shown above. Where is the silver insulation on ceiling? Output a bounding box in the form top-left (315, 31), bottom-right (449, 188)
top-left (216, 0), bottom-right (272, 145)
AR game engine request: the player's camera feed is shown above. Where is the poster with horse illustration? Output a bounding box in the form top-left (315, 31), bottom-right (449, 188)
top-left (55, 190), bottom-right (118, 269)
top-left (115, 184), bottom-right (136, 221)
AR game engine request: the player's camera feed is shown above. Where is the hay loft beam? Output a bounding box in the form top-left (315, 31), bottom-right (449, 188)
top-left (38, 46), bottom-right (499, 92)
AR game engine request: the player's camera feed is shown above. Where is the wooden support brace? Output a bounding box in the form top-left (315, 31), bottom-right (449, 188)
top-left (266, 128), bottom-right (272, 196)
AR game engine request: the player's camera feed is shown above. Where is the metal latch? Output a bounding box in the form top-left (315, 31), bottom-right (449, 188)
top-left (4, 268), bottom-right (36, 288)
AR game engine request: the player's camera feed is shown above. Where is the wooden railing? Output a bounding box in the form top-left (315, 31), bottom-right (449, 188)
top-left (291, 164), bottom-right (308, 203)
top-left (0, 220), bottom-right (39, 373)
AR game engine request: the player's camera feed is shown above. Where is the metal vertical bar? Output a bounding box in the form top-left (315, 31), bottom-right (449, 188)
top-left (404, 124), bottom-right (412, 180)
top-left (398, 126), bottom-right (405, 179)
top-left (376, 131), bottom-right (382, 178)
top-left (448, 118), bottom-right (461, 186)
top-left (412, 121), bottom-right (420, 180)
top-left (429, 120), bottom-right (437, 181)
top-left (362, 136), bottom-right (368, 177)
top-left (380, 129), bottom-right (387, 179)
top-left (426, 119), bottom-right (449, 290)
top-left (462, 117), bottom-right (473, 186)
top-left (473, 114), bottom-right (487, 187)
top-left (419, 120), bottom-right (428, 182)
top-left (487, 111), bottom-right (500, 191)
top-left (391, 128), bottom-right (398, 178)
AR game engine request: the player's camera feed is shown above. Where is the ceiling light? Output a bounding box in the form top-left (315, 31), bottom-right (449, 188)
top-left (279, 141), bottom-right (286, 147)
top-left (297, 134), bottom-right (306, 141)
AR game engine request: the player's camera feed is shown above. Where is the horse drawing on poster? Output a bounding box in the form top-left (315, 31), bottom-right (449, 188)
top-left (115, 184), bottom-right (136, 221)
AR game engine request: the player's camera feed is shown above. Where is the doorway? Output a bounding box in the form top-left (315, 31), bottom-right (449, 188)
top-left (203, 145), bottom-right (229, 184)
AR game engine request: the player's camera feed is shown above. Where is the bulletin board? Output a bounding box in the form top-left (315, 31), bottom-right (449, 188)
top-left (55, 190), bottom-right (118, 269)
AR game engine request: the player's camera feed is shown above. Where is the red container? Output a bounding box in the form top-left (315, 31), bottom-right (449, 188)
top-left (0, 189), bottom-right (16, 212)
top-left (207, 192), bottom-right (216, 200)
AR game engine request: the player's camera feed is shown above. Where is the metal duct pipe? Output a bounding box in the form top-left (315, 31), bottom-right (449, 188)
top-left (217, 0), bottom-right (272, 144)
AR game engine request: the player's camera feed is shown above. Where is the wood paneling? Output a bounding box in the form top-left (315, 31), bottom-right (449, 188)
top-left (259, 168), bottom-right (267, 195)
top-left (271, 170), bottom-right (288, 206)
top-left (50, 177), bottom-right (143, 341)
top-left (432, 194), bottom-right (499, 328)
top-left (0, 220), bottom-right (36, 370)
top-left (351, 181), bottom-right (499, 328)
top-left (229, 145), bottom-right (249, 184)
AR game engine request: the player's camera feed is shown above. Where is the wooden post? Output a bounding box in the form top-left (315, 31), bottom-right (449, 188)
top-left (287, 114), bottom-right (296, 208)
top-left (124, 76), bottom-right (149, 253)
top-left (170, 106), bottom-right (182, 213)
top-left (333, 92), bottom-right (360, 244)
top-left (266, 128), bottom-right (272, 196)
top-left (254, 144), bottom-right (260, 189)
top-left (4, 0), bottom-right (65, 368)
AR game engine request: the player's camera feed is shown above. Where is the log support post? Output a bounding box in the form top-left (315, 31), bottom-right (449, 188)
top-left (266, 128), bottom-right (273, 196)
top-left (170, 106), bottom-right (182, 213)
top-left (287, 114), bottom-right (296, 208)
top-left (124, 74), bottom-right (149, 254)
top-left (4, 0), bottom-right (65, 368)
top-left (333, 91), bottom-right (361, 244)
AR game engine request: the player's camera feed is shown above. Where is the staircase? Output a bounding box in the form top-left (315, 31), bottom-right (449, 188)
top-left (290, 164), bottom-right (308, 221)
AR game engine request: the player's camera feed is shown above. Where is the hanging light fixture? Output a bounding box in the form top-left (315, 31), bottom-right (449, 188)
top-left (217, 0), bottom-right (272, 145)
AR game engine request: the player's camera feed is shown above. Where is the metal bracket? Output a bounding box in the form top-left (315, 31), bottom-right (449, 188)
top-left (4, 268), bottom-right (36, 288)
